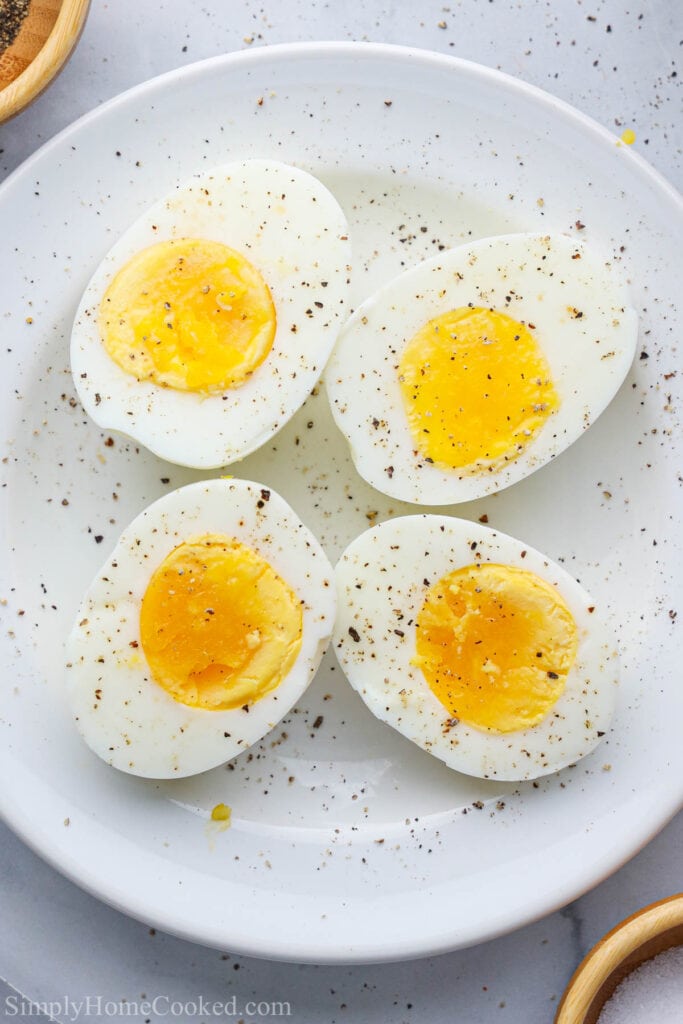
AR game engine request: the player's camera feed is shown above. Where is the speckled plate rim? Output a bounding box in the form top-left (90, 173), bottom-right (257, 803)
top-left (0, 41), bottom-right (682, 964)
top-left (2, 40), bottom-right (682, 208)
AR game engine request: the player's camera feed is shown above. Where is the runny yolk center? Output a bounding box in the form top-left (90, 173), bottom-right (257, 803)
top-left (99, 238), bottom-right (276, 393)
top-left (413, 563), bottom-right (578, 732)
top-left (398, 306), bottom-right (559, 472)
top-left (139, 534), bottom-right (302, 711)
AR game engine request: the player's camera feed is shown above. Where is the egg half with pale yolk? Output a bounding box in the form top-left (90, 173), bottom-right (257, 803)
top-left (325, 232), bottom-right (637, 504)
top-left (71, 159), bottom-right (351, 468)
top-left (333, 515), bottom-right (618, 781)
top-left (65, 479), bottom-right (336, 778)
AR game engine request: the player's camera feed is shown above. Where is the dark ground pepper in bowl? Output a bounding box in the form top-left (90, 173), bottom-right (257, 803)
top-left (0, 0), bottom-right (31, 56)
top-left (0, 0), bottom-right (90, 122)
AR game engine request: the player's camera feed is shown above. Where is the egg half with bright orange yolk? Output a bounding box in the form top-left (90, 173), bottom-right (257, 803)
top-left (65, 479), bottom-right (336, 778)
top-left (325, 232), bottom-right (637, 504)
top-left (333, 515), bottom-right (618, 781)
top-left (71, 159), bottom-right (351, 469)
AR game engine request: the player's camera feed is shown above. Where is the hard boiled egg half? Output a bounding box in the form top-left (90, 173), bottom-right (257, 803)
top-left (334, 515), bottom-right (618, 781)
top-left (71, 159), bottom-right (351, 468)
top-left (326, 233), bottom-right (637, 504)
top-left (65, 479), bottom-right (336, 778)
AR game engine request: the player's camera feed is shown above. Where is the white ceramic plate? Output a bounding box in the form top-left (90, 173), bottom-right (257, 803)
top-left (1, 42), bottom-right (682, 964)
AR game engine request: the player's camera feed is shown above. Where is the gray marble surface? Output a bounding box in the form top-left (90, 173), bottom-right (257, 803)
top-left (0, 1), bottom-right (681, 1021)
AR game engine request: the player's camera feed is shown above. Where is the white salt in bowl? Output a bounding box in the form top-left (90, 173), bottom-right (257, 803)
top-left (555, 894), bottom-right (683, 1024)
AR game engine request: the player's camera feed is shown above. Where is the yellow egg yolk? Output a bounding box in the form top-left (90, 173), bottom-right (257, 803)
top-left (210, 803), bottom-right (231, 823)
top-left (398, 307), bottom-right (559, 472)
top-left (99, 238), bottom-right (276, 393)
top-left (414, 563), bottom-right (578, 732)
top-left (139, 534), bottom-right (302, 711)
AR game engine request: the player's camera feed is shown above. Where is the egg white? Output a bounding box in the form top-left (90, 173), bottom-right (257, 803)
top-left (65, 479), bottom-right (336, 779)
top-left (71, 159), bottom-right (351, 469)
top-left (334, 515), bottom-right (619, 781)
top-left (326, 232), bottom-right (638, 504)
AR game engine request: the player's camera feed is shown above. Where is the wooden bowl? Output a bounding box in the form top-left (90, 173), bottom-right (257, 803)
top-left (555, 893), bottom-right (683, 1024)
top-left (0, 0), bottom-right (90, 123)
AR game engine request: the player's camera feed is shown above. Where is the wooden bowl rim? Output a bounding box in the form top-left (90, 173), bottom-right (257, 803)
top-left (555, 893), bottom-right (683, 1024)
top-left (0, 0), bottom-right (91, 123)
